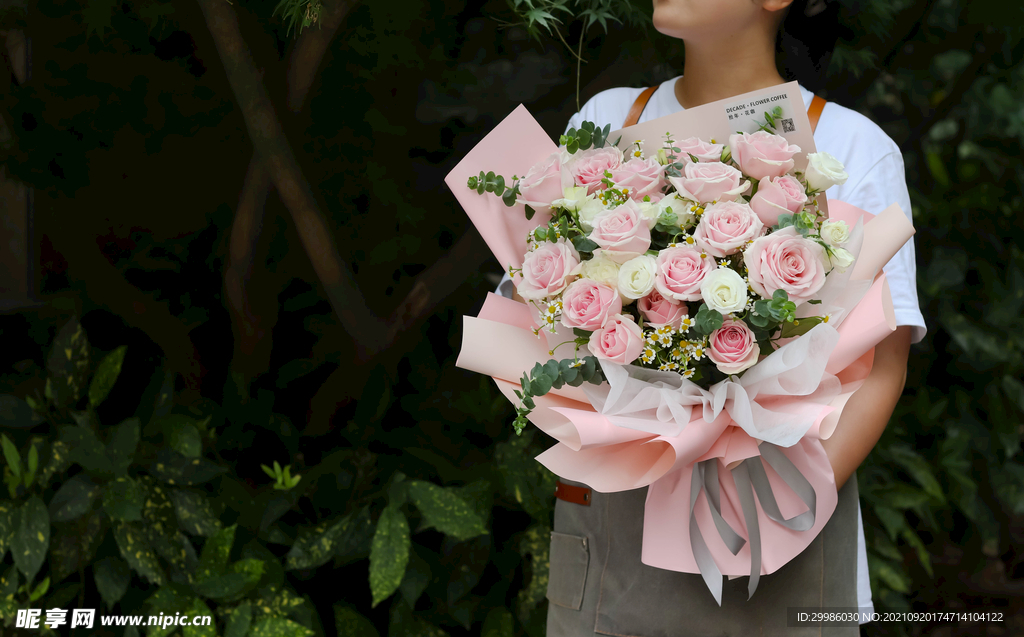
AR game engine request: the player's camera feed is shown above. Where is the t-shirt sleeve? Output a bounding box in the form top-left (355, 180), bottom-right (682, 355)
top-left (831, 151), bottom-right (927, 344)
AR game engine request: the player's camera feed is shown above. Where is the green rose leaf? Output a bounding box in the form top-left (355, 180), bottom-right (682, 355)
top-left (407, 480), bottom-right (487, 541)
top-left (93, 556), bottom-right (132, 607)
top-left (88, 345), bottom-right (127, 408)
top-left (102, 476), bottom-right (145, 522)
top-left (170, 488), bottom-right (223, 537)
top-left (12, 496), bottom-right (49, 582)
top-left (778, 316), bottom-right (823, 339)
top-left (368, 503), bottom-right (409, 607)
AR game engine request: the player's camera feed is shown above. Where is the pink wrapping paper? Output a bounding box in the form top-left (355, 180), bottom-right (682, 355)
top-left (448, 102), bottom-right (916, 583)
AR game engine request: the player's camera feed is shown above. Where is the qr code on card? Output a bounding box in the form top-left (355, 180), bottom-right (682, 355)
top-left (781, 118), bottom-right (795, 133)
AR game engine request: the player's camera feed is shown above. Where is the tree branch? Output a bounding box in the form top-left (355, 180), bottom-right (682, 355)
top-left (197, 0), bottom-right (386, 359)
top-left (223, 0), bottom-right (362, 382)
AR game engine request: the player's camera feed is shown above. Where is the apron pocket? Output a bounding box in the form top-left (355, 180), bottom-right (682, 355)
top-left (546, 531), bottom-right (590, 610)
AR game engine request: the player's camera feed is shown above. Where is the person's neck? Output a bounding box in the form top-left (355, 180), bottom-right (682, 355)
top-left (674, 40), bottom-right (787, 109)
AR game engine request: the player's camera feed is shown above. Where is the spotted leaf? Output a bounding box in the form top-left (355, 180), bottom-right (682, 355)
top-left (12, 496), bottom-right (49, 582)
top-left (406, 480), bottom-right (486, 541)
top-left (170, 488), bottom-right (222, 537)
top-left (113, 521), bottom-right (165, 585)
top-left (88, 345), bottom-right (127, 408)
top-left (368, 503), bottom-right (409, 607)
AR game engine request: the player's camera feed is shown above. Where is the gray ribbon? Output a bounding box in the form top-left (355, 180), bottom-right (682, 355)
top-left (687, 442), bottom-right (818, 606)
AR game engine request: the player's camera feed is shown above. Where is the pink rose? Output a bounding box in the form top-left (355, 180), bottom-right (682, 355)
top-left (517, 151), bottom-right (566, 211)
top-left (654, 245), bottom-right (717, 302)
top-left (560, 279), bottom-right (622, 331)
top-left (610, 157), bottom-right (668, 201)
top-left (729, 131), bottom-right (801, 180)
top-left (749, 175), bottom-right (808, 226)
top-left (692, 201), bottom-right (764, 257)
top-left (588, 314), bottom-right (644, 364)
top-left (743, 226), bottom-right (827, 304)
top-left (668, 162), bottom-right (750, 204)
top-left (708, 319), bottom-right (759, 375)
top-left (570, 147), bottom-right (623, 195)
top-left (675, 137), bottom-right (724, 164)
top-left (638, 289), bottom-right (689, 329)
top-left (517, 239), bottom-right (581, 301)
top-left (589, 199), bottom-right (652, 255)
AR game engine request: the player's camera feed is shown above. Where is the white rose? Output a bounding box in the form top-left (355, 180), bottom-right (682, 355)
top-left (636, 199), bottom-right (660, 226)
top-left (550, 185), bottom-right (592, 213)
top-left (804, 152), bottom-right (849, 192)
top-left (819, 219), bottom-right (850, 247)
top-left (577, 197), bottom-right (610, 231)
top-left (699, 268), bottom-right (749, 315)
top-left (617, 255), bottom-right (658, 301)
top-left (580, 252), bottom-right (621, 290)
top-left (828, 246), bottom-right (855, 272)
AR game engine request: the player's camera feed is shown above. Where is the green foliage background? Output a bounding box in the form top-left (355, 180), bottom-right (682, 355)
top-left (0, 0), bottom-right (1022, 636)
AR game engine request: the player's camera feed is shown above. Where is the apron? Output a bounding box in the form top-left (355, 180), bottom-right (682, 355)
top-left (544, 475), bottom-right (860, 637)
top-left (544, 86), bottom-right (854, 636)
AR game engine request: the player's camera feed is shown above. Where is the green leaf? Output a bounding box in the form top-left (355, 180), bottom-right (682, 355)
top-left (779, 316), bottom-right (823, 339)
top-left (107, 417), bottom-right (140, 476)
top-left (284, 513), bottom-right (353, 570)
top-left (192, 572), bottom-right (248, 600)
top-left (170, 489), bottom-right (223, 537)
top-left (47, 317), bottom-right (91, 407)
top-left (113, 521), bottom-right (165, 585)
top-left (37, 440), bottom-right (72, 489)
top-left (48, 510), bottom-right (105, 584)
top-left (89, 345), bottom-right (127, 408)
top-left (0, 395), bottom-right (34, 428)
top-left (407, 480), bottom-right (486, 540)
top-left (182, 598), bottom-right (216, 637)
top-left (196, 524), bottom-right (237, 583)
top-left (333, 506), bottom-right (374, 567)
top-left (12, 496), bottom-right (49, 582)
top-left (103, 476), bottom-right (146, 522)
top-left (369, 503), bottom-right (410, 607)
top-left (164, 419), bottom-right (202, 458)
top-left (250, 617), bottom-right (315, 637)
top-left (482, 607), bottom-right (515, 637)
top-left (138, 477), bottom-right (187, 572)
top-left (885, 445), bottom-right (945, 503)
top-left (0, 503), bottom-right (14, 561)
top-left (94, 556), bottom-right (132, 607)
top-left (1, 435), bottom-right (21, 478)
top-left (334, 604), bottom-right (379, 637)
top-left (524, 204), bottom-right (536, 220)
top-left (398, 548), bottom-right (431, 608)
top-left (516, 523), bottom-right (551, 619)
top-left (61, 425), bottom-right (115, 479)
top-left (150, 448), bottom-right (227, 486)
top-left (48, 473), bottom-right (101, 522)
top-left (225, 603), bottom-right (253, 637)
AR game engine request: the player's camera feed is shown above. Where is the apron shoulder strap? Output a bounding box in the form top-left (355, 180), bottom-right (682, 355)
top-left (808, 94), bottom-right (827, 134)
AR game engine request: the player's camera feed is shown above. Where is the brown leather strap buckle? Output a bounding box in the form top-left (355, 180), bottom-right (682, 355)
top-left (555, 480), bottom-right (592, 506)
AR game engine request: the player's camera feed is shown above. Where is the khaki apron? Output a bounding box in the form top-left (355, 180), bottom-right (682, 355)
top-left (545, 474), bottom-right (860, 637)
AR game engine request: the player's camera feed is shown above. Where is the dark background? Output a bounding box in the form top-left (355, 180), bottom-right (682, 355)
top-left (0, 0), bottom-right (1023, 636)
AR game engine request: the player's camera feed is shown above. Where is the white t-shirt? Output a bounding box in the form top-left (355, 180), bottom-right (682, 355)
top-left (495, 77), bottom-right (929, 619)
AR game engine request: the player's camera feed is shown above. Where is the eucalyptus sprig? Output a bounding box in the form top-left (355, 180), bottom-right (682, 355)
top-left (466, 170), bottom-right (538, 219)
top-left (512, 356), bottom-right (604, 435)
top-left (560, 121), bottom-right (618, 154)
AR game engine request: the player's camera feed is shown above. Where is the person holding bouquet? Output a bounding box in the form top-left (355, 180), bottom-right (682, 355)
top-left (491, 0), bottom-right (927, 634)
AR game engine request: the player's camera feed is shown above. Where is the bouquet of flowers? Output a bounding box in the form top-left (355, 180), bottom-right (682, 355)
top-left (467, 110), bottom-right (858, 435)
top-left (447, 89), bottom-right (914, 605)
